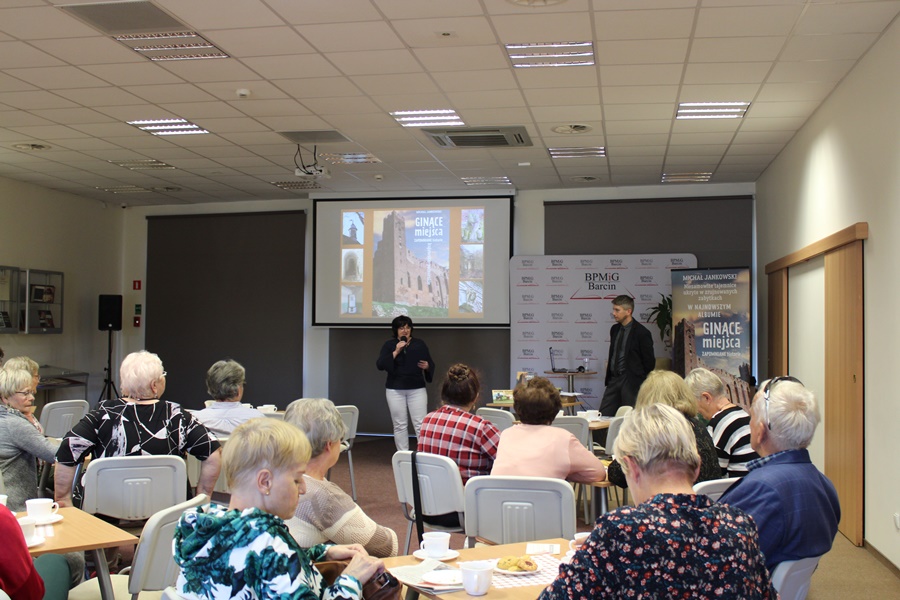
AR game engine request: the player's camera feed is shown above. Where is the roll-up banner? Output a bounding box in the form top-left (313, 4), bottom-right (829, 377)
top-left (510, 254), bottom-right (697, 409)
top-left (671, 267), bottom-right (754, 408)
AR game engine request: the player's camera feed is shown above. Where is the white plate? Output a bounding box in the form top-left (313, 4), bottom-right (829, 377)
top-left (26, 535), bottom-right (45, 548)
top-left (495, 564), bottom-right (541, 576)
top-left (420, 570), bottom-right (462, 586)
top-left (32, 513), bottom-right (63, 525)
top-left (413, 549), bottom-right (460, 562)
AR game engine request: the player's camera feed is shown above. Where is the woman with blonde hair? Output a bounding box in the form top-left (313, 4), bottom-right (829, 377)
top-left (605, 370), bottom-right (721, 488)
top-left (174, 418), bottom-right (383, 600)
top-left (540, 403), bottom-right (776, 599)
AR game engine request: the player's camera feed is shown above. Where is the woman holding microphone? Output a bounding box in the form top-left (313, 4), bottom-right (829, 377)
top-left (376, 316), bottom-right (434, 451)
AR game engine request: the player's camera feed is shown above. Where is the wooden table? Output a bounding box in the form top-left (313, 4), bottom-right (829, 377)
top-left (384, 538), bottom-right (568, 600)
top-left (543, 370), bottom-right (598, 393)
top-left (487, 400), bottom-right (583, 416)
top-left (20, 507), bottom-right (138, 600)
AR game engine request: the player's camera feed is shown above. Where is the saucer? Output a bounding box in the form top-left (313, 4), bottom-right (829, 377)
top-left (32, 513), bottom-right (63, 525)
top-left (26, 534), bottom-right (45, 548)
top-left (413, 549), bottom-right (460, 562)
top-left (420, 569), bottom-right (462, 586)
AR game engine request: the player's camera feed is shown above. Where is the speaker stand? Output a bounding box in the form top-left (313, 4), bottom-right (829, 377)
top-left (98, 328), bottom-right (120, 403)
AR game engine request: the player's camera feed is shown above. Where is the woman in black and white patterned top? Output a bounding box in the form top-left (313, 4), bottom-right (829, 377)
top-left (53, 350), bottom-right (222, 507)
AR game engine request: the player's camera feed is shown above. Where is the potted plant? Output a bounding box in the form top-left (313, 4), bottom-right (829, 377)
top-left (646, 293), bottom-right (673, 345)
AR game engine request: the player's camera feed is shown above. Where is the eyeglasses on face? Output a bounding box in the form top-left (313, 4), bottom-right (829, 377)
top-left (14, 389), bottom-right (35, 397)
top-left (763, 376), bottom-right (803, 430)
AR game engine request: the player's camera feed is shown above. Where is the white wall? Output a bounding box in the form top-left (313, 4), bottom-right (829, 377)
top-left (0, 177), bottom-right (123, 402)
top-left (756, 18), bottom-right (900, 567)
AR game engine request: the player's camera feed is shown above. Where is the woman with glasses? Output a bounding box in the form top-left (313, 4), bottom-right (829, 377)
top-left (53, 350), bottom-right (223, 509)
top-left (3, 356), bottom-right (44, 433)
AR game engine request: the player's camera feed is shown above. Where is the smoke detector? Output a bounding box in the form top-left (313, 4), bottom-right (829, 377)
top-left (552, 124), bottom-right (592, 134)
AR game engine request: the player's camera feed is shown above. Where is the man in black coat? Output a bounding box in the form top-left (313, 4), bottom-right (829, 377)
top-left (599, 295), bottom-right (656, 416)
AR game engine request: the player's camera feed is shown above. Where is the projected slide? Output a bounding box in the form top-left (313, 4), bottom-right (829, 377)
top-left (316, 196), bottom-right (511, 326)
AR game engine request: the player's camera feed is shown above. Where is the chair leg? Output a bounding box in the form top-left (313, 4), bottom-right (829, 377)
top-left (404, 521), bottom-right (413, 555)
top-left (347, 450), bottom-right (357, 502)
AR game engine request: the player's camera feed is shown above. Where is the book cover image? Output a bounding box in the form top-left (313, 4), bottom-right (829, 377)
top-left (38, 310), bottom-right (54, 328)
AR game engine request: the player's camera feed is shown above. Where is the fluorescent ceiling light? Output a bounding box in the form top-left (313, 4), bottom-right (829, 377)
top-left (506, 42), bottom-right (594, 68)
top-left (461, 176), bottom-right (511, 186)
top-left (677, 102), bottom-right (750, 119)
top-left (319, 152), bottom-right (381, 165)
top-left (114, 31), bottom-right (228, 61)
top-left (662, 172), bottom-right (712, 183)
top-left (97, 186), bottom-right (152, 194)
top-left (272, 180), bottom-right (322, 190)
top-left (108, 159), bottom-right (175, 170)
top-left (549, 147), bottom-right (606, 159)
top-left (126, 118), bottom-right (209, 136)
top-left (389, 109), bottom-right (464, 128)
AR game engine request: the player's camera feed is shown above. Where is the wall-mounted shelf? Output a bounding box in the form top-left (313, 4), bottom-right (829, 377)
top-left (0, 266), bottom-right (21, 333)
top-left (22, 269), bottom-right (64, 334)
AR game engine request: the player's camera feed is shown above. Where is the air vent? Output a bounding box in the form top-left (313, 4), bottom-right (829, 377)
top-left (58, 1), bottom-right (186, 36)
top-left (423, 126), bottom-right (532, 148)
top-left (277, 130), bottom-right (350, 145)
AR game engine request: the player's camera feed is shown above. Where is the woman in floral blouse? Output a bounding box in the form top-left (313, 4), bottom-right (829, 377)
top-left (540, 403), bottom-right (776, 600)
top-left (174, 418), bottom-right (383, 600)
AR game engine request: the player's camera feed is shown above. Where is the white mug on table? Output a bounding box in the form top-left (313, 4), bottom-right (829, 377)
top-left (0, 494), bottom-right (8, 507)
top-left (18, 516), bottom-right (37, 540)
top-left (420, 531), bottom-right (450, 558)
top-left (460, 561), bottom-right (493, 596)
top-left (570, 531), bottom-right (590, 550)
top-left (26, 498), bottom-right (59, 520)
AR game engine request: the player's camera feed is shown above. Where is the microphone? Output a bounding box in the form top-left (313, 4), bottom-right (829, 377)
top-left (400, 335), bottom-right (408, 355)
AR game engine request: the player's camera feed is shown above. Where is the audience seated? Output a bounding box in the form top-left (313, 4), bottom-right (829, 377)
top-left (606, 370), bottom-right (721, 488)
top-left (0, 367), bottom-right (83, 588)
top-left (54, 350), bottom-right (222, 507)
top-left (283, 398), bottom-right (398, 557)
top-left (686, 367), bottom-right (758, 477)
top-left (417, 363), bottom-right (500, 484)
top-left (539, 404), bottom-right (777, 600)
top-left (719, 376), bottom-right (840, 572)
top-left (174, 418), bottom-right (383, 600)
top-left (191, 359), bottom-right (265, 435)
top-left (491, 377), bottom-right (606, 483)
top-left (3, 357), bottom-right (44, 433)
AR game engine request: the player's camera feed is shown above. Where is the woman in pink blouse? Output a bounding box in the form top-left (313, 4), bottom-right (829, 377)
top-left (491, 377), bottom-right (606, 483)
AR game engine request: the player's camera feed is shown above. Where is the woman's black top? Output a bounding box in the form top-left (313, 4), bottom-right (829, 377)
top-left (376, 337), bottom-right (434, 390)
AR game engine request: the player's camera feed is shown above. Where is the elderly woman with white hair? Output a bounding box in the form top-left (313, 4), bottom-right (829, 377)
top-left (284, 398), bottom-right (398, 557)
top-left (3, 355), bottom-right (44, 433)
top-left (54, 350), bottom-right (222, 507)
top-left (192, 359), bottom-right (265, 435)
top-left (540, 403), bottom-right (777, 600)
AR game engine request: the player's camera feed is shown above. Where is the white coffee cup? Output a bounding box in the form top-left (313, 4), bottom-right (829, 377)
top-left (576, 411), bottom-right (588, 418)
top-left (26, 498), bottom-right (59, 520)
top-left (258, 404), bottom-right (277, 413)
top-left (586, 410), bottom-right (600, 420)
top-left (420, 531), bottom-right (451, 558)
top-left (18, 516), bottom-right (36, 541)
top-left (460, 560), bottom-right (493, 596)
top-left (569, 531), bottom-right (590, 550)
top-left (0, 494), bottom-right (8, 507)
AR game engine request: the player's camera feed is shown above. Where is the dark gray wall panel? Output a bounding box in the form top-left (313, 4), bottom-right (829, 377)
top-left (146, 211), bottom-right (305, 410)
top-left (545, 196), bottom-right (753, 268)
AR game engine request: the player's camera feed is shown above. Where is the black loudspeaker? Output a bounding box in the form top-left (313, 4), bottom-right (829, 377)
top-left (98, 295), bottom-right (123, 331)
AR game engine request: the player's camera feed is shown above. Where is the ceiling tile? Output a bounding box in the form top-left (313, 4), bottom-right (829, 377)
top-left (276, 77), bottom-right (362, 99)
top-left (369, 93), bottom-right (454, 112)
top-left (295, 22), bottom-right (405, 53)
top-left (755, 81), bottom-right (836, 102)
top-left (483, 0), bottom-right (591, 15)
top-left (432, 69), bottom-right (519, 92)
top-left (695, 6), bottom-right (804, 37)
top-left (82, 63), bottom-right (184, 86)
top-left (215, 99), bottom-right (307, 118)
top-left (446, 89), bottom-right (526, 109)
top-left (524, 87), bottom-right (600, 106)
top-left (737, 116), bottom-right (807, 131)
top-left (780, 33), bottom-right (879, 60)
top-left (413, 46), bottom-right (509, 72)
top-left (596, 39), bottom-right (690, 65)
top-left (605, 119), bottom-right (671, 135)
top-left (302, 96), bottom-right (383, 115)
top-left (28, 107), bottom-right (116, 125)
top-left (689, 37), bottom-right (787, 63)
top-left (351, 73), bottom-right (438, 96)
top-left (392, 17), bottom-right (498, 48)
top-left (242, 55), bottom-right (341, 79)
top-left (455, 107), bottom-right (534, 125)
top-left (531, 105), bottom-right (603, 123)
top-left (679, 84), bottom-right (762, 102)
top-left (195, 81), bottom-right (287, 102)
top-left (593, 0), bottom-right (697, 9)
top-left (0, 6), bottom-right (101, 39)
top-left (604, 104), bottom-right (675, 120)
top-left (768, 60), bottom-right (856, 83)
top-left (796, 2), bottom-right (900, 35)
top-left (683, 62), bottom-right (773, 85)
top-left (159, 60), bottom-right (263, 84)
top-left (0, 41), bottom-right (65, 69)
top-left (602, 85), bottom-right (678, 104)
top-left (326, 50), bottom-right (423, 76)
top-left (489, 13), bottom-right (593, 43)
top-left (155, 0), bottom-right (284, 29)
top-left (515, 67), bottom-right (598, 89)
top-left (122, 83), bottom-right (218, 104)
top-left (0, 90), bottom-right (78, 110)
top-left (374, 0), bottom-right (484, 19)
top-left (30, 38), bottom-right (143, 65)
top-left (594, 9), bottom-right (696, 40)
top-left (263, 0), bottom-right (383, 24)
top-left (6, 66), bottom-right (111, 89)
top-left (746, 101), bottom-right (819, 118)
top-left (601, 64), bottom-right (683, 86)
top-left (11, 124), bottom-right (92, 139)
top-left (205, 27), bottom-right (316, 57)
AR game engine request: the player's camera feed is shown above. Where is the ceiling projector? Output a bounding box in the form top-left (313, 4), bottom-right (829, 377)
top-left (295, 166), bottom-right (331, 180)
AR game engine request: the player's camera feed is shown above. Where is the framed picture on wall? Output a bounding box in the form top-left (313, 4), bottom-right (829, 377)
top-left (38, 310), bottom-right (54, 328)
top-left (30, 284), bottom-right (55, 303)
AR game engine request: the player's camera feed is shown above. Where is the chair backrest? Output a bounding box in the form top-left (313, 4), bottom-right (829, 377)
top-left (475, 407), bottom-right (516, 432)
top-left (771, 555), bottom-right (821, 600)
top-left (128, 494), bottom-right (208, 595)
top-left (391, 451), bottom-right (465, 518)
top-left (39, 399), bottom-right (89, 438)
top-left (82, 455), bottom-right (187, 520)
top-left (692, 477), bottom-right (737, 502)
top-left (614, 405), bottom-right (633, 418)
top-left (335, 405), bottom-right (359, 445)
top-left (464, 476), bottom-right (576, 544)
top-left (551, 415), bottom-right (591, 449)
top-left (600, 416), bottom-right (626, 457)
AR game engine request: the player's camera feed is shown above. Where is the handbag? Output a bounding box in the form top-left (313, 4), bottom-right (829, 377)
top-left (315, 560), bottom-right (401, 600)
